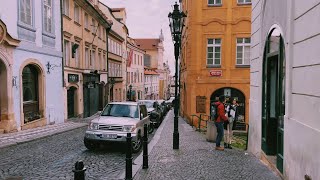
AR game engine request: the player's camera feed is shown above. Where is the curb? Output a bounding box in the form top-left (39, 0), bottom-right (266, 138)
top-left (118, 110), bottom-right (172, 180)
top-left (0, 123), bottom-right (87, 150)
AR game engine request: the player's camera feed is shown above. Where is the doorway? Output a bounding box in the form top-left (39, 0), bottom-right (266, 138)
top-left (67, 87), bottom-right (77, 118)
top-left (261, 28), bottom-right (285, 173)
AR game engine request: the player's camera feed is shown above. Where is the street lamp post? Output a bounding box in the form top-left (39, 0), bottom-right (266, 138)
top-left (168, 2), bottom-right (186, 150)
top-left (129, 84), bottom-right (133, 101)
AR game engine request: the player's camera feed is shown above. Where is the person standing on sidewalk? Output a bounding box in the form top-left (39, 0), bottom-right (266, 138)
top-left (214, 95), bottom-right (228, 151)
top-left (224, 98), bottom-right (238, 149)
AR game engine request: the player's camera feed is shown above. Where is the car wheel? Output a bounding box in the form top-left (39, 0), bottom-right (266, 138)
top-left (132, 134), bottom-right (142, 153)
top-left (148, 124), bottom-right (154, 134)
top-left (84, 138), bottom-right (97, 150)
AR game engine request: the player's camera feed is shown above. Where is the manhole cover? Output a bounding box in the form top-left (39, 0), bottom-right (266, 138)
top-left (5, 177), bottom-right (23, 180)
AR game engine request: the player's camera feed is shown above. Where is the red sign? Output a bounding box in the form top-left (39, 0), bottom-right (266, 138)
top-left (209, 70), bottom-right (222, 77)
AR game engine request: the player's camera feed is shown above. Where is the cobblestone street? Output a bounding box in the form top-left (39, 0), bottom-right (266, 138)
top-left (135, 111), bottom-right (281, 180)
top-left (0, 125), bottom-right (144, 180)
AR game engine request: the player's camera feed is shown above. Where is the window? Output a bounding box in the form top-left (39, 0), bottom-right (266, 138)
top-left (64, 40), bottom-right (70, 66)
top-left (207, 38), bottom-right (221, 66)
top-left (237, 0), bottom-right (251, 4)
top-left (91, 19), bottom-right (96, 32)
top-left (236, 38), bottom-right (251, 66)
top-left (91, 50), bottom-right (96, 68)
top-left (19, 0), bottom-right (33, 26)
top-left (103, 54), bottom-right (106, 70)
top-left (98, 52), bottom-right (101, 70)
top-left (84, 13), bottom-right (89, 29)
top-left (74, 3), bottom-right (80, 23)
top-left (85, 47), bottom-right (89, 68)
top-left (75, 43), bottom-right (80, 68)
top-left (98, 25), bottom-right (101, 38)
top-left (22, 65), bottom-right (40, 123)
top-left (131, 72), bottom-right (133, 83)
top-left (62, 0), bottom-right (69, 16)
top-left (208, 0), bottom-right (222, 6)
top-left (43, 0), bottom-right (53, 33)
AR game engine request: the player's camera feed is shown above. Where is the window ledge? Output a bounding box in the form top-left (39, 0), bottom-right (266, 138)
top-left (85, 28), bottom-right (90, 32)
top-left (63, 14), bottom-right (72, 21)
top-left (18, 22), bottom-right (36, 32)
top-left (208, 4), bottom-right (222, 7)
top-left (206, 65), bottom-right (221, 68)
top-left (42, 31), bottom-right (56, 39)
top-left (74, 21), bottom-right (81, 27)
top-left (237, 3), bottom-right (252, 6)
top-left (235, 65), bottom-right (250, 68)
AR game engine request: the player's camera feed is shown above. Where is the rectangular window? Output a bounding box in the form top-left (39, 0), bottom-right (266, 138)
top-left (98, 25), bottom-right (101, 38)
top-left (85, 47), bottom-right (89, 68)
top-left (43, 0), bottom-right (53, 33)
top-left (208, 0), bottom-right (222, 6)
top-left (74, 43), bottom-right (80, 68)
top-left (236, 38), bottom-right (251, 66)
top-left (103, 54), bottom-right (106, 70)
top-left (19, 0), bottom-right (33, 26)
top-left (91, 50), bottom-right (96, 68)
top-left (98, 52), bottom-right (101, 70)
top-left (74, 3), bottom-right (80, 23)
top-left (131, 72), bottom-right (133, 84)
top-left (237, 0), bottom-right (251, 4)
top-left (64, 40), bottom-right (70, 66)
top-left (207, 38), bottom-right (221, 65)
top-left (91, 19), bottom-right (96, 32)
top-left (84, 13), bottom-right (89, 29)
top-left (62, 0), bottom-right (69, 16)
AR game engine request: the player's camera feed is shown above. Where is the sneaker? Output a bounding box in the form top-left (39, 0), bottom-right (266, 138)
top-left (215, 146), bottom-right (224, 151)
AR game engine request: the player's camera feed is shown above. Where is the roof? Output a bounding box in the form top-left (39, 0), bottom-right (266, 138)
top-left (135, 39), bottom-right (160, 50)
top-left (144, 69), bottom-right (159, 75)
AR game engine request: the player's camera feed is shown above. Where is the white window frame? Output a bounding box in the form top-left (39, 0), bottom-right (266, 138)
top-left (208, 0), bottom-right (222, 6)
top-left (43, 0), bottom-right (53, 33)
top-left (85, 47), bottom-right (89, 69)
top-left (237, 0), bottom-right (251, 5)
top-left (236, 38), bottom-right (251, 66)
top-left (62, 0), bottom-right (69, 16)
top-left (74, 3), bottom-right (80, 23)
top-left (206, 38), bottom-right (221, 66)
top-left (19, 0), bottom-right (33, 26)
top-left (84, 13), bottom-right (89, 29)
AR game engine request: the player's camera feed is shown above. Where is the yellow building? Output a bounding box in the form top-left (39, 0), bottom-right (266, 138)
top-left (62, 0), bottom-right (112, 118)
top-left (180, 0), bottom-right (251, 130)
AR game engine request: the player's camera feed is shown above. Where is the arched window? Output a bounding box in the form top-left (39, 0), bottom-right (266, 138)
top-left (22, 64), bottom-right (40, 123)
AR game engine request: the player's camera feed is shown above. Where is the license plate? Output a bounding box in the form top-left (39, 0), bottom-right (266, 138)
top-left (103, 134), bottom-right (117, 139)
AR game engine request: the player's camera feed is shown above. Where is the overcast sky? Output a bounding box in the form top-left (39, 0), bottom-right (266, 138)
top-left (100, 0), bottom-right (177, 75)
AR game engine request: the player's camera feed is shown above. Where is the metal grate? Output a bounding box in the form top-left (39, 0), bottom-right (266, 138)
top-left (98, 124), bottom-right (123, 131)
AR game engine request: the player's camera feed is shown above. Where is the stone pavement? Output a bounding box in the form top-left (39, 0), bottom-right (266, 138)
top-left (0, 112), bottom-right (100, 149)
top-left (134, 111), bottom-right (281, 180)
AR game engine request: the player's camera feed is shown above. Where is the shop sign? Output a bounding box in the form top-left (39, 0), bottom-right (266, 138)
top-left (68, 74), bottom-right (79, 83)
top-left (209, 70), bottom-right (222, 77)
top-left (196, 96), bottom-right (206, 113)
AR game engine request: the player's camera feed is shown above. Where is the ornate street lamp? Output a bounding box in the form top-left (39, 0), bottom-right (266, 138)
top-left (129, 84), bottom-right (133, 101)
top-left (168, 2), bottom-right (186, 150)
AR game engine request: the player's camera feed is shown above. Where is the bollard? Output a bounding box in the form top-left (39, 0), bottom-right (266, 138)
top-left (125, 133), bottom-right (133, 180)
top-left (143, 124), bottom-right (149, 169)
top-left (73, 161), bottom-right (86, 180)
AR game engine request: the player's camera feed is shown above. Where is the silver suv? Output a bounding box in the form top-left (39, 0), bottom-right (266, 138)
top-left (84, 101), bottom-right (150, 153)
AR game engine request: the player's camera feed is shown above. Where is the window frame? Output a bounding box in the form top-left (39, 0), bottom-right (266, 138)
top-left (18, 0), bottom-right (35, 29)
top-left (43, 0), bottom-right (54, 34)
top-left (237, 0), bottom-right (252, 5)
top-left (62, 0), bottom-right (69, 16)
top-left (74, 3), bottom-right (80, 24)
top-left (206, 38), bottom-right (222, 67)
top-left (236, 37), bottom-right (251, 67)
top-left (208, 0), bottom-right (222, 6)
top-left (64, 39), bottom-right (70, 66)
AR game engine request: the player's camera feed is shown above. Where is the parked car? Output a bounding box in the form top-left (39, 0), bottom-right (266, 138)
top-left (138, 100), bottom-right (162, 127)
top-left (165, 97), bottom-right (175, 108)
top-left (84, 101), bottom-right (151, 153)
top-left (157, 100), bottom-right (168, 116)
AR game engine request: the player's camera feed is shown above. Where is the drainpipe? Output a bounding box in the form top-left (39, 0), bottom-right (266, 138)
top-left (106, 26), bottom-right (111, 104)
top-left (60, 0), bottom-right (65, 87)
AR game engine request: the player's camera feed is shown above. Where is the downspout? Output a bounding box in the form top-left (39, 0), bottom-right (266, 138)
top-left (106, 26), bottom-right (111, 104)
top-left (60, 0), bottom-right (65, 87)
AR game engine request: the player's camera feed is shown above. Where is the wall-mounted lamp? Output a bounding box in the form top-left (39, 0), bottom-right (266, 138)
top-left (46, 62), bottom-right (61, 74)
top-left (72, 43), bottom-right (79, 58)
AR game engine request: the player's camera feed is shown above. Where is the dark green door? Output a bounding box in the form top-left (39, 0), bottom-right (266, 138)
top-left (67, 87), bottom-right (76, 118)
top-left (262, 29), bottom-right (285, 173)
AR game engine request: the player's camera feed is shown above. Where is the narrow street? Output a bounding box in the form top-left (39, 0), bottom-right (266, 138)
top-left (0, 125), bottom-right (155, 180)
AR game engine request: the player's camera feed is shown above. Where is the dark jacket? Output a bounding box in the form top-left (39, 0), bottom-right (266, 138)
top-left (214, 102), bottom-right (228, 123)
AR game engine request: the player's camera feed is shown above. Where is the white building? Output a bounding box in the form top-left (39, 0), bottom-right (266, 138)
top-left (0, 0), bottom-right (64, 133)
top-left (126, 37), bottom-right (146, 101)
top-left (249, 0), bottom-right (320, 179)
top-left (144, 67), bottom-right (159, 100)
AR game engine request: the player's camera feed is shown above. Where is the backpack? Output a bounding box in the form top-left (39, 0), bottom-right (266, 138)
top-left (211, 103), bottom-right (220, 121)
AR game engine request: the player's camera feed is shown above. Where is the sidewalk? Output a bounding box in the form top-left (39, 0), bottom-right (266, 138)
top-left (0, 114), bottom-right (98, 149)
top-left (134, 111), bottom-right (281, 180)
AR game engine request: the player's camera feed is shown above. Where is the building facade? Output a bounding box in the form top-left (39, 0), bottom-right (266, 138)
top-left (126, 37), bottom-right (146, 101)
top-left (179, 0), bottom-right (251, 130)
top-left (0, 0), bottom-right (64, 132)
top-left (144, 67), bottom-right (159, 100)
top-left (249, 0), bottom-right (320, 179)
top-left (62, 0), bottom-right (112, 118)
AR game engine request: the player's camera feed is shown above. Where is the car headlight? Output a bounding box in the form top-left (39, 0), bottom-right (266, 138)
top-left (89, 123), bottom-right (99, 130)
top-left (123, 125), bottom-right (136, 132)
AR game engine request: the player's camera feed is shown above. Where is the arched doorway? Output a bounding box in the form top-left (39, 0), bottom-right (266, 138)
top-left (210, 87), bottom-right (246, 130)
top-left (22, 64), bottom-right (41, 123)
top-left (67, 87), bottom-right (77, 118)
top-left (0, 59), bottom-right (8, 122)
top-left (261, 28), bottom-right (285, 173)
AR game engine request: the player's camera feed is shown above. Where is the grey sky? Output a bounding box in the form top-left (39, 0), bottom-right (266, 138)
top-left (100, 0), bottom-right (177, 75)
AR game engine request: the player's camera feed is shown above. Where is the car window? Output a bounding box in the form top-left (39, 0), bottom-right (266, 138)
top-left (101, 104), bottom-right (139, 118)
